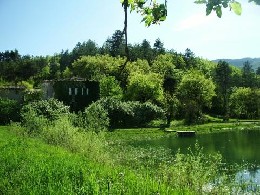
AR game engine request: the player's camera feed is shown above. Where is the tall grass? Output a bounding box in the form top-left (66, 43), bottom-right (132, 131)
top-left (2, 119), bottom-right (259, 194)
top-left (0, 126), bottom-right (182, 194)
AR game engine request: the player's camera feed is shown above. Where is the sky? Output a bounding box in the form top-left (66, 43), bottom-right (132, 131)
top-left (0, 0), bottom-right (259, 60)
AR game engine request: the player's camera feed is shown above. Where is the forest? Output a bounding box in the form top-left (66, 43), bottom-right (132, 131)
top-left (1, 30), bottom-right (260, 126)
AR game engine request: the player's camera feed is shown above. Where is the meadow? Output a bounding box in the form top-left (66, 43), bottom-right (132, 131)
top-left (1, 120), bottom-right (259, 194)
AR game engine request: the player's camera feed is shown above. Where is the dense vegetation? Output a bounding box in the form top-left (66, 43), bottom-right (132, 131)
top-left (1, 32), bottom-right (259, 125)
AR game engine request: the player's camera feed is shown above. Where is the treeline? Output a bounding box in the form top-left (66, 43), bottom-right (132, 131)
top-left (1, 30), bottom-right (260, 124)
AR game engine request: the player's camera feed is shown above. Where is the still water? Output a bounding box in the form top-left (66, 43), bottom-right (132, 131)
top-left (132, 130), bottom-right (260, 185)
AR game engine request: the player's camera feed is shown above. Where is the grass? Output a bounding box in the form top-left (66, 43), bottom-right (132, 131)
top-left (0, 126), bottom-right (182, 194)
top-left (1, 120), bottom-right (259, 194)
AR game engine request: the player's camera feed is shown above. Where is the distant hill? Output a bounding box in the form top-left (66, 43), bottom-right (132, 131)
top-left (212, 58), bottom-right (260, 70)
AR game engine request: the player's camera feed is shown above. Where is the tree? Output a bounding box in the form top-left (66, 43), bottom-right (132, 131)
top-left (256, 66), bottom-right (260, 75)
top-left (71, 40), bottom-right (99, 63)
top-left (72, 55), bottom-right (125, 80)
top-left (177, 70), bottom-right (216, 124)
top-left (140, 39), bottom-right (154, 64)
top-left (183, 48), bottom-right (197, 69)
top-left (120, 0), bottom-right (259, 27)
top-left (153, 38), bottom-right (165, 56)
top-left (229, 87), bottom-right (260, 119)
top-left (104, 30), bottom-right (125, 57)
top-left (214, 60), bottom-right (232, 120)
top-left (242, 61), bottom-right (257, 88)
top-left (126, 72), bottom-right (164, 104)
top-left (100, 76), bottom-right (123, 99)
top-left (59, 49), bottom-right (72, 72)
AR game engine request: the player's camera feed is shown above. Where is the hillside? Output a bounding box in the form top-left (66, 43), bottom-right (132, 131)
top-left (212, 58), bottom-right (260, 70)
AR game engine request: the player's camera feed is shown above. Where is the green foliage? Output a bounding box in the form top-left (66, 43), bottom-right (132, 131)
top-left (214, 60), bottom-right (232, 119)
top-left (21, 98), bottom-right (70, 123)
top-left (164, 144), bottom-right (223, 193)
top-left (23, 89), bottom-right (43, 103)
top-left (121, 0), bottom-right (167, 26)
top-left (229, 87), bottom-right (260, 119)
top-left (126, 59), bottom-right (151, 74)
top-left (72, 55), bottom-right (124, 80)
top-left (0, 98), bottom-right (20, 124)
top-left (82, 103), bottom-right (110, 133)
top-left (20, 107), bottom-right (48, 135)
top-left (93, 98), bottom-right (165, 128)
top-left (177, 70), bottom-right (216, 124)
top-left (126, 72), bottom-right (164, 104)
top-left (152, 53), bottom-right (176, 77)
top-left (100, 76), bottom-right (123, 99)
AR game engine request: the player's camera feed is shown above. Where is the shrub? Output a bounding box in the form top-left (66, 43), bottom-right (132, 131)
top-left (91, 98), bottom-right (165, 128)
top-left (20, 107), bottom-right (48, 135)
top-left (20, 99), bottom-right (70, 134)
top-left (0, 98), bottom-right (21, 124)
top-left (131, 101), bottom-right (166, 127)
top-left (21, 98), bottom-right (70, 122)
top-left (82, 103), bottom-right (109, 133)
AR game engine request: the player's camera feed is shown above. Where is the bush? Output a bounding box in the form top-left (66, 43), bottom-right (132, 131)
top-left (0, 98), bottom-right (21, 124)
top-left (20, 107), bottom-right (48, 135)
top-left (21, 98), bottom-right (70, 122)
top-left (82, 103), bottom-right (109, 133)
top-left (131, 101), bottom-right (166, 127)
top-left (91, 98), bottom-right (165, 128)
top-left (20, 99), bottom-right (70, 134)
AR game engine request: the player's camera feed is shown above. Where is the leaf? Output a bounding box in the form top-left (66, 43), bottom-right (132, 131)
top-left (230, 1), bottom-right (242, 15)
top-left (206, 4), bottom-right (213, 16)
top-left (249, 0), bottom-right (260, 5)
top-left (194, 0), bottom-right (207, 4)
top-left (216, 6), bottom-right (222, 18)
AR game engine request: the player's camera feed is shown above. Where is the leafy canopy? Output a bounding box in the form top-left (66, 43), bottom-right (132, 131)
top-left (121, 0), bottom-right (260, 26)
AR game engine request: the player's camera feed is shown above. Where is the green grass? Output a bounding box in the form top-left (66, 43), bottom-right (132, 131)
top-left (0, 126), bottom-right (183, 194)
top-left (1, 122), bottom-right (259, 194)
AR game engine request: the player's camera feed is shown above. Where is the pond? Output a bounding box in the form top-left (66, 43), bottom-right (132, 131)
top-left (131, 129), bottom-right (260, 186)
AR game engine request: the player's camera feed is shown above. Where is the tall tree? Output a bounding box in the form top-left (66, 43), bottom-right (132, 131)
top-left (104, 30), bottom-right (125, 57)
top-left (140, 39), bottom-right (154, 64)
top-left (183, 48), bottom-right (197, 69)
top-left (214, 60), bottom-right (232, 120)
top-left (153, 38), bottom-right (165, 56)
top-left (242, 60), bottom-right (257, 88)
top-left (177, 70), bottom-right (216, 124)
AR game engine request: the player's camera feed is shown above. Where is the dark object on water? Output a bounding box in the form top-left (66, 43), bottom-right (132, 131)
top-left (177, 131), bottom-right (196, 137)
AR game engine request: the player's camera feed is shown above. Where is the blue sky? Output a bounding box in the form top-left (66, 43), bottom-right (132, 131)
top-left (0, 0), bottom-right (259, 60)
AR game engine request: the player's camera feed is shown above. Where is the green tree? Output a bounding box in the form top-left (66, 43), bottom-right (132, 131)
top-left (177, 70), bottom-right (216, 124)
top-left (256, 66), bottom-right (260, 75)
top-left (214, 60), bottom-right (232, 120)
top-left (126, 72), bottom-right (164, 104)
top-left (229, 87), bottom-right (260, 119)
top-left (71, 40), bottom-right (99, 61)
top-left (153, 38), bottom-right (165, 56)
top-left (183, 48), bottom-right (197, 69)
top-left (242, 61), bottom-right (257, 88)
top-left (140, 39), bottom-right (154, 64)
top-left (100, 76), bottom-right (123, 99)
top-left (103, 30), bottom-right (125, 57)
top-left (72, 55), bottom-right (125, 80)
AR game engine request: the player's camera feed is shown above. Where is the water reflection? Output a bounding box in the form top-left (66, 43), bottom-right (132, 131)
top-left (130, 130), bottom-right (260, 185)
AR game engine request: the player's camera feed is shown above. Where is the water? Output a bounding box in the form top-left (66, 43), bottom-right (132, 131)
top-left (131, 130), bottom-right (260, 185)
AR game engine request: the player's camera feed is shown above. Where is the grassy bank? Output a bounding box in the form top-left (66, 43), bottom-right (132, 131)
top-left (107, 120), bottom-right (260, 142)
top-left (0, 126), bottom-right (181, 194)
top-left (1, 123), bottom-right (259, 194)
